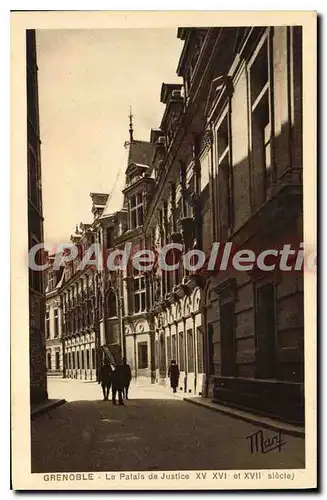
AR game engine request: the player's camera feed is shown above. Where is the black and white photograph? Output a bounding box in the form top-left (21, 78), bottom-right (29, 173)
top-left (11, 10), bottom-right (317, 490)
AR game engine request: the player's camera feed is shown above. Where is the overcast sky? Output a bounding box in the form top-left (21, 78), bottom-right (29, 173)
top-left (36, 29), bottom-right (183, 246)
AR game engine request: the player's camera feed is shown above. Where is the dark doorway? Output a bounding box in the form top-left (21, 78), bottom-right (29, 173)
top-left (256, 282), bottom-right (276, 378)
top-left (220, 301), bottom-right (236, 376)
top-left (207, 324), bottom-right (214, 375)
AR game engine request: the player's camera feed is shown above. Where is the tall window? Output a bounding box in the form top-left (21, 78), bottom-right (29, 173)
top-left (86, 350), bottom-right (90, 369)
top-left (87, 300), bottom-right (92, 326)
top-left (55, 351), bottom-right (60, 370)
top-left (54, 308), bottom-right (59, 337)
top-left (172, 335), bottom-right (177, 361)
top-left (130, 193), bottom-right (144, 229)
top-left (106, 290), bottom-right (117, 318)
top-left (62, 314), bottom-right (66, 336)
top-left (92, 348), bottom-right (96, 369)
top-left (179, 331), bottom-right (185, 372)
top-left (187, 329), bottom-right (194, 372)
top-left (76, 306), bottom-right (80, 331)
top-left (217, 113), bottom-right (233, 238)
top-left (250, 37), bottom-right (273, 201)
top-left (106, 227), bottom-right (113, 249)
top-left (81, 351), bottom-right (85, 370)
top-left (138, 342), bottom-right (148, 369)
top-left (47, 272), bottom-right (54, 292)
top-left (47, 352), bottom-right (51, 370)
top-left (197, 327), bottom-right (204, 373)
top-left (134, 275), bottom-right (146, 313)
top-left (45, 311), bottom-right (50, 339)
top-left (154, 339), bottom-right (158, 369)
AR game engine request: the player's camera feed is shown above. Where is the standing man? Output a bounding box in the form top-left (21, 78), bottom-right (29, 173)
top-left (99, 358), bottom-right (112, 401)
top-left (111, 362), bottom-right (125, 406)
top-left (121, 357), bottom-right (132, 400)
top-left (168, 360), bottom-right (180, 393)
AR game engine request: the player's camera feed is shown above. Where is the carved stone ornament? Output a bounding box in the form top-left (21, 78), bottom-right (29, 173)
top-left (204, 129), bottom-right (213, 147)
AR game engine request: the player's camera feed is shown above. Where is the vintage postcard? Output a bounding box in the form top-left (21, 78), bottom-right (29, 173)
top-left (11, 10), bottom-right (317, 490)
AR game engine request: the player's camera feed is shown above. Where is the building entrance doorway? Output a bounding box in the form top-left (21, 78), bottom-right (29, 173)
top-left (220, 300), bottom-right (236, 376)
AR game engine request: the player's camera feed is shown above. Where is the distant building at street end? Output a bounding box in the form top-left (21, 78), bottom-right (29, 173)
top-left (45, 259), bottom-right (65, 378)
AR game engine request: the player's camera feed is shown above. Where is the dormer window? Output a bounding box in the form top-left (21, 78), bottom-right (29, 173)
top-left (130, 193), bottom-right (144, 229)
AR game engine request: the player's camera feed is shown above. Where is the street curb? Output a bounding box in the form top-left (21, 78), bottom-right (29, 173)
top-left (183, 397), bottom-right (305, 438)
top-left (31, 399), bottom-right (66, 420)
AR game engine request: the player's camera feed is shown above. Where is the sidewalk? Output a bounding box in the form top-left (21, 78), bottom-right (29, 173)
top-left (183, 397), bottom-right (305, 438)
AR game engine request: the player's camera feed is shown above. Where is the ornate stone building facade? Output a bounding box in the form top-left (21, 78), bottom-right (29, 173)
top-left (99, 132), bottom-right (157, 382)
top-left (48, 26), bottom-right (304, 423)
top-left (58, 207), bottom-right (103, 382)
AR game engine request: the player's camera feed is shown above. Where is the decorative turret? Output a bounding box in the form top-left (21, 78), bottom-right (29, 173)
top-left (129, 106), bottom-right (134, 143)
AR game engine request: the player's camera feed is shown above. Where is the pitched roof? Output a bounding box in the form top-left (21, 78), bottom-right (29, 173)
top-left (101, 140), bottom-right (155, 219)
top-left (126, 140), bottom-right (155, 172)
top-left (100, 168), bottom-right (126, 218)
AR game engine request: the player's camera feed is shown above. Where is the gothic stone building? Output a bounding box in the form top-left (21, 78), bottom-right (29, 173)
top-left (97, 136), bottom-right (157, 382)
top-left (58, 211), bottom-right (102, 382)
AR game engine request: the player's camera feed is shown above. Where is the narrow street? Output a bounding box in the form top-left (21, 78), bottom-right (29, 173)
top-left (31, 379), bottom-right (305, 473)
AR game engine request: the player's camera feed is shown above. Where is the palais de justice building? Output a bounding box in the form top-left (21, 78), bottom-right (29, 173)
top-left (46, 26), bottom-right (304, 424)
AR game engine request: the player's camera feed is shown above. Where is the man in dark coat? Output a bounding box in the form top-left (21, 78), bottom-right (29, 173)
top-left (168, 360), bottom-right (180, 393)
top-left (121, 357), bottom-right (132, 400)
top-left (111, 362), bottom-right (125, 406)
top-left (99, 359), bottom-right (112, 401)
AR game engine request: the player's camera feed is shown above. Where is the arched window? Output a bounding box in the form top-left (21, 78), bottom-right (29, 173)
top-left (105, 290), bottom-right (117, 318)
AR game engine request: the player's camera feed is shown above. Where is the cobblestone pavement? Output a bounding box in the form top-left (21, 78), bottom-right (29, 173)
top-left (31, 379), bottom-right (305, 473)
